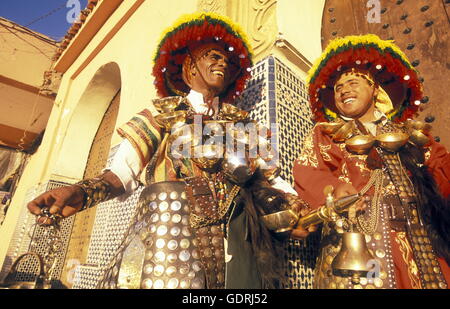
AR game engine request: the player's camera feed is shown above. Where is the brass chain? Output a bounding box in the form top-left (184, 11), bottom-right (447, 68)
top-left (190, 185), bottom-right (240, 228)
top-left (356, 168), bottom-right (383, 235)
top-left (28, 209), bottom-right (63, 284)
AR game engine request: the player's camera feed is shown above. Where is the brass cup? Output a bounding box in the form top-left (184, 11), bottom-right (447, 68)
top-left (332, 121), bottom-right (354, 142)
top-left (204, 120), bottom-right (234, 125)
top-left (221, 103), bottom-right (241, 114)
top-left (221, 103), bottom-right (248, 121)
top-left (406, 119), bottom-right (431, 134)
top-left (260, 209), bottom-right (299, 233)
top-left (152, 96), bottom-right (184, 113)
top-left (405, 119), bottom-right (418, 130)
top-left (409, 129), bottom-right (430, 147)
top-left (154, 110), bottom-right (187, 130)
top-left (319, 121), bottom-right (344, 135)
top-left (376, 132), bottom-right (409, 152)
top-left (191, 144), bottom-right (223, 170)
top-left (345, 135), bottom-right (375, 154)
top-left (416, 123), bottom-right (431, 134)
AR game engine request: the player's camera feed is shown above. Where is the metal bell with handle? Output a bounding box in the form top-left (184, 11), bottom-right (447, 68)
top-left (331, 232), bottom-right (375, 284)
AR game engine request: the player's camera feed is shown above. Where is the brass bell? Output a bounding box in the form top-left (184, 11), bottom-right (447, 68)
top-left (331, 232), bottom-right (375, 284)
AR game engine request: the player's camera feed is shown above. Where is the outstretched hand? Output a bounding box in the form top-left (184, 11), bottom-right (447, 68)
top-left (27, 171), bottom-right (125, 225)
top-left (27, 185), bottom-right (85, 225)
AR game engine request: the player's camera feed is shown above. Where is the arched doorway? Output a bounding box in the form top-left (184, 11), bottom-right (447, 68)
top-left (57, 62), bottom-right (122, 288)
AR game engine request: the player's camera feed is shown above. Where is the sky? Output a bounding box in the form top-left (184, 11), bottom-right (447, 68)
top-left (0, 0), bottom-right (88, 41)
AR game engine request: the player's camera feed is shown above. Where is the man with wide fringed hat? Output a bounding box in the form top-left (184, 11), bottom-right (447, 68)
top-left (27, 13), bottom-right (308, 289)
top-left (293, 34), bottom-right (450, 289)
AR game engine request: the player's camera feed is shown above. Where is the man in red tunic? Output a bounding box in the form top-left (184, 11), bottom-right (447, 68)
top-left (293, 34), bottom-right (450, 289)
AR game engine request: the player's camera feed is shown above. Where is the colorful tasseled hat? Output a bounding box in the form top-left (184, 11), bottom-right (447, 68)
top-left (152, 12), bottom-right (254, 102)
top-left (307, 34), bottom-right (423, 122)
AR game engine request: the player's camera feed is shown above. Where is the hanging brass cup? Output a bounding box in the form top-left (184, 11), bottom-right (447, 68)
top-left (191, 144), bottom-right (223, 170)
top-left (376, 132), bottom-right (409, 152)
top-left (260, 209), bottom-right (299, 233)
top-left (154, 110), bottom-right (187, 131)
top-left (221, 103), bottom-right (248, 121)
top-left (261, 193), bottom-right (360, 234)
top-left (332, 121), bottom-right (355, 142)
top-left (319, 120), bottom-right (345, 135)
top-left (404, 120), bottom-right (431, 147)
top-left (203, 120), bottom-right (233, 138)
top-left (405, 119), bottom-right (431, 134)
top-left (409, 129), bottom-right (430, 147)
top-left (345, 135), bottom-right (375, 154)
top-left (152, 96), bottom-right (184, 113)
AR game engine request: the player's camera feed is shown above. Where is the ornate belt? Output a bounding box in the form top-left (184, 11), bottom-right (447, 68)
top-left (184, 176), bottom-right (239, 289)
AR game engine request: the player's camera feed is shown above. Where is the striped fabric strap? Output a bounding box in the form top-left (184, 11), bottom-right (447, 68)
top-left (117, 108), bottom-right (162, 168)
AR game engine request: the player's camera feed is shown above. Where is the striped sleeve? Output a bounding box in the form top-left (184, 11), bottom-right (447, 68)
top-left (117, 108), bottom-right (162, 168)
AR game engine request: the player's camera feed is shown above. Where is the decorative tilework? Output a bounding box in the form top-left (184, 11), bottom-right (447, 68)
top-left (238, 56), bottom-right (318, 289)
top-left (0, 181), bottom-right (74, 288)
top-left (72, 186), bottom-right (144, 288)
top-left (72, 265), bottom-right (104, 289)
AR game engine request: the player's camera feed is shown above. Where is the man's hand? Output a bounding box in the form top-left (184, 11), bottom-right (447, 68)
top-left (288, 198), bottom-right (318, 240)
top-left (334, 182), bottom-right (359, 198)
top-left (291, 223), bottom-right (318, 239)
top-left (27, 171), bottom-right (125, 225)
top-left (27, 185), bottom-right (85, 225)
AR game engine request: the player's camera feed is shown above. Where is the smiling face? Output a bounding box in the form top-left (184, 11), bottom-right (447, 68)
top-left (183, 43), bottom-right (239, 99)
top-left (333, 72), bottom-right (379, 121)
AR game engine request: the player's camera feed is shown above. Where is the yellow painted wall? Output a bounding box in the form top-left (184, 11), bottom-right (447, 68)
top-left (0, 18), bottom-right (56, 88)
top-left (276, 0), bottom-right (325, 65)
